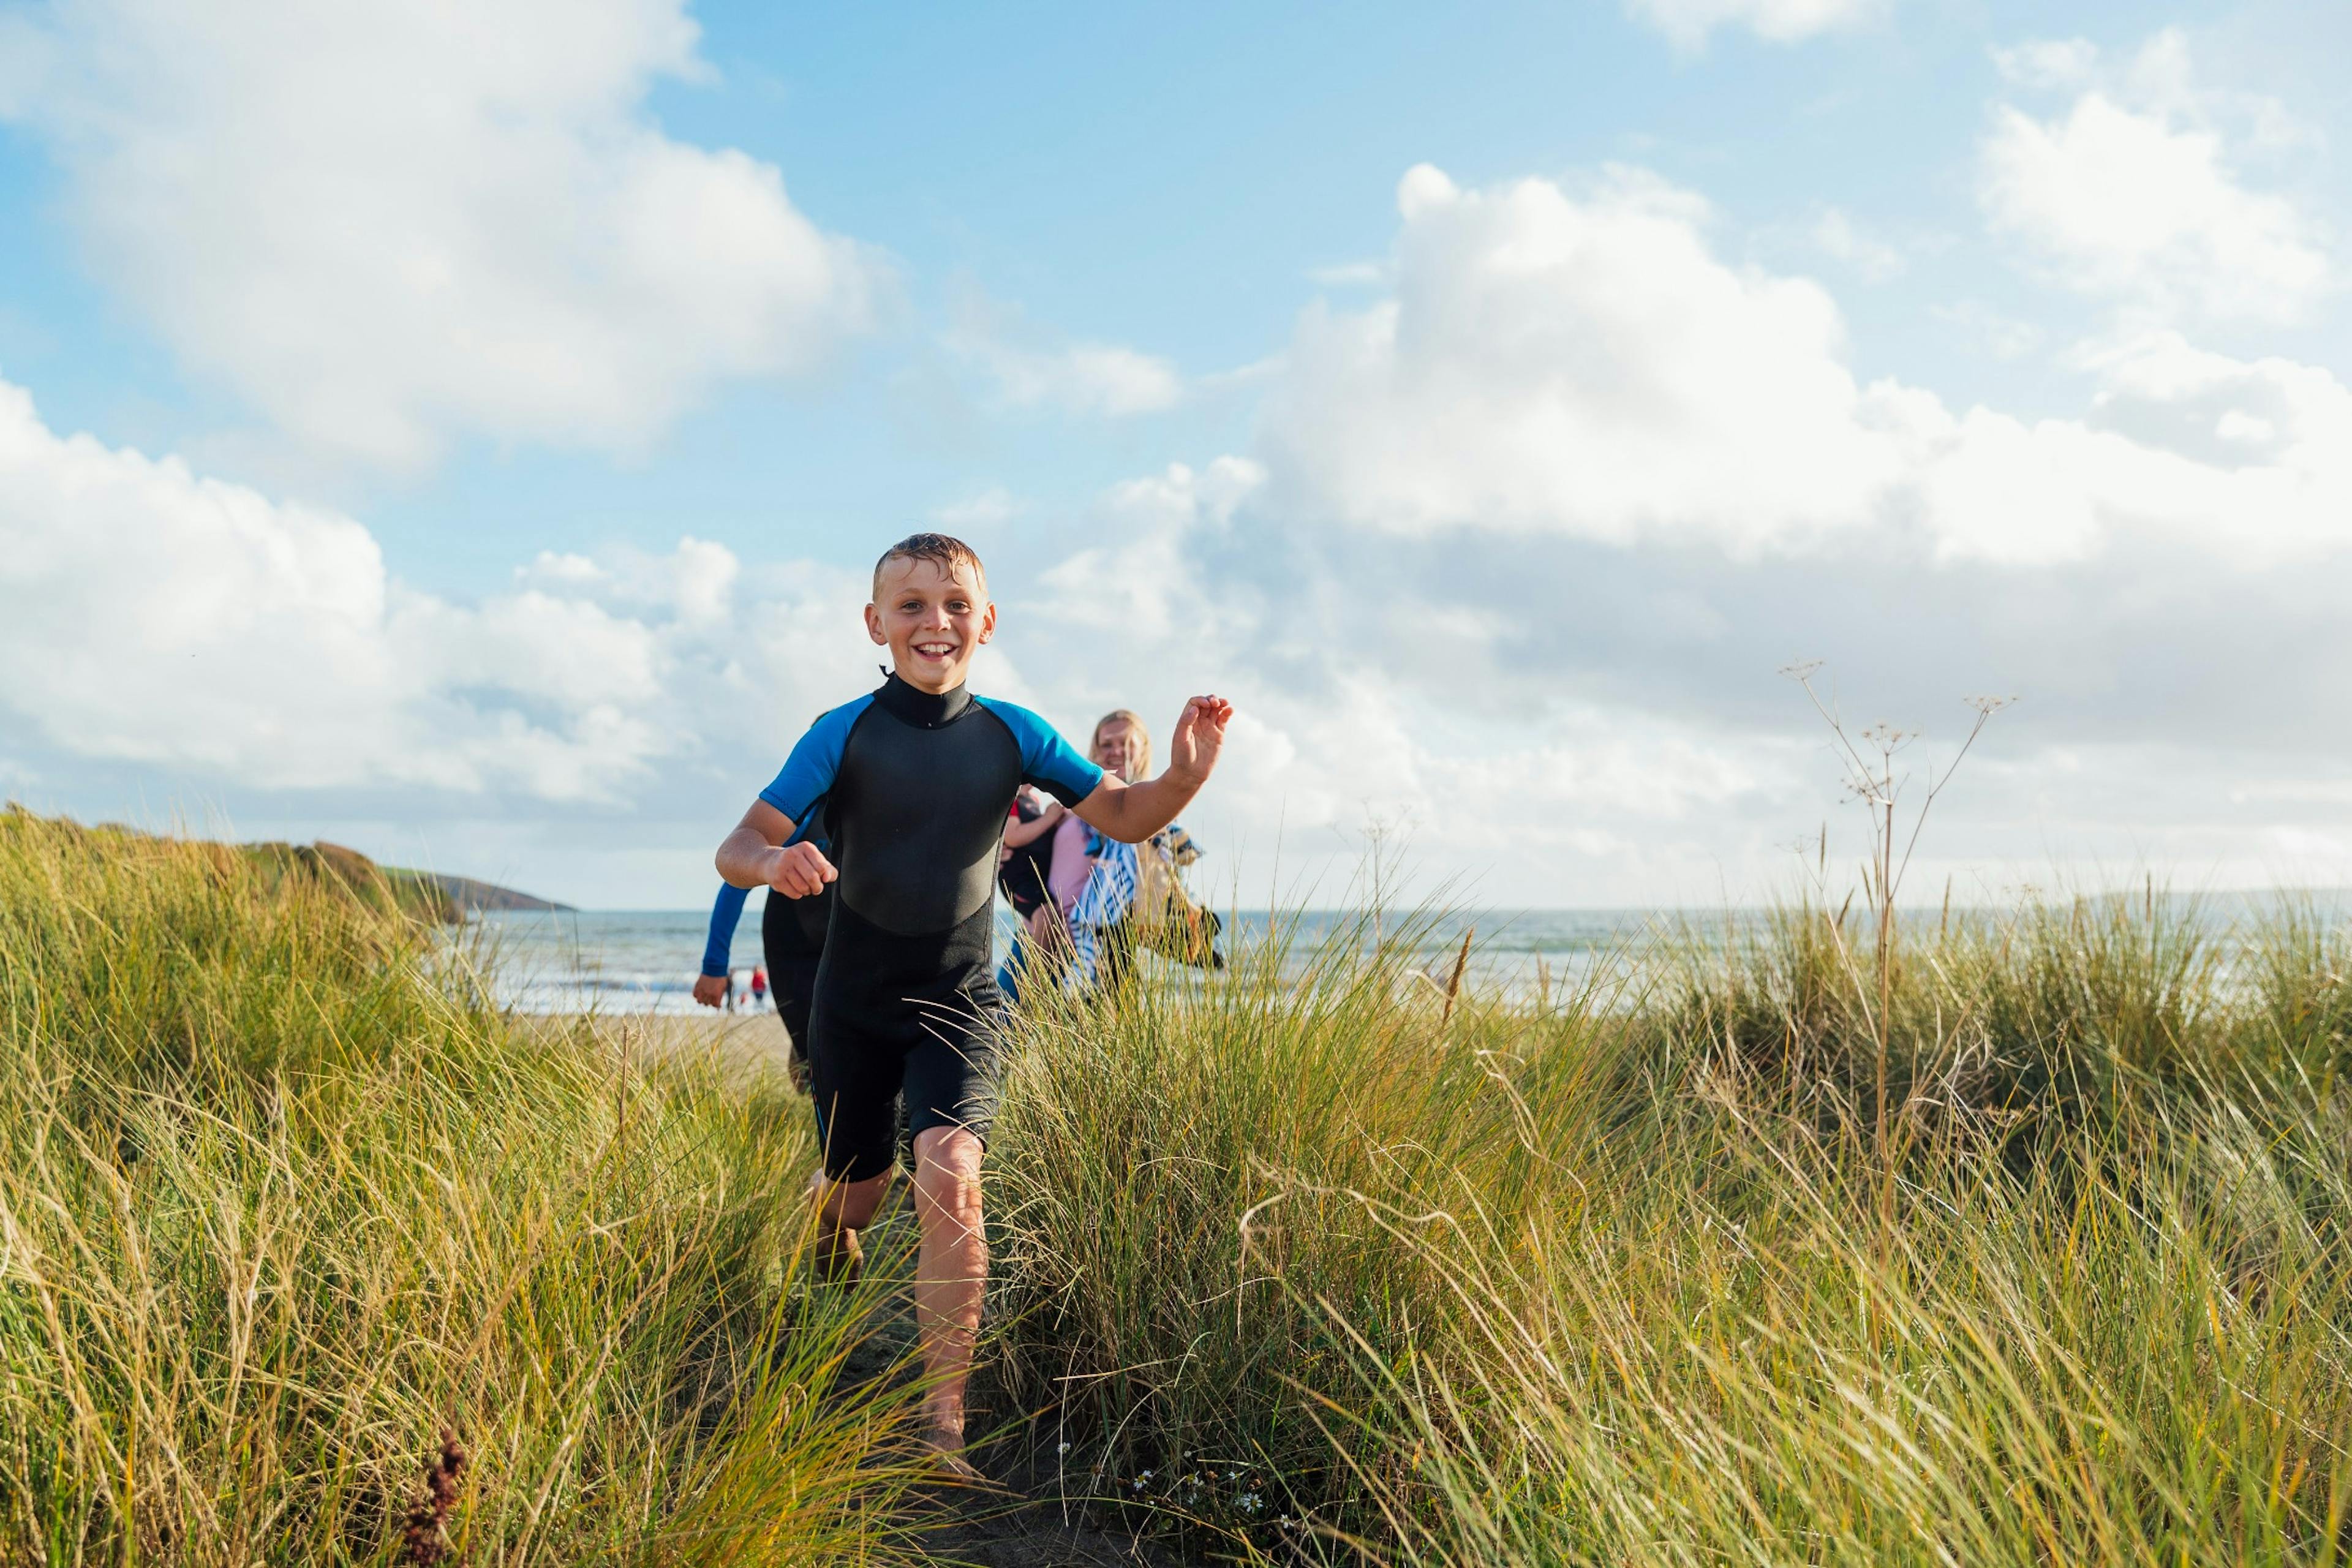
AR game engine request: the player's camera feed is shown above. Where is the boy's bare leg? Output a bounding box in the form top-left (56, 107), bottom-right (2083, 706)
top-left (809, 1164), bottom-right (891, 1279)
top-left (909, 1125), bottom-right (987, 1461)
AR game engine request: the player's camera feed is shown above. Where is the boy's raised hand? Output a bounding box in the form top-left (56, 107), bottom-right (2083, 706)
top-left (768, 840), bottom-right (838, 899)
top-left (1167, 695), bottom-right (1234, 783)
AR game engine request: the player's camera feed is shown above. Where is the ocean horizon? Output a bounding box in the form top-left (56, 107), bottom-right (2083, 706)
top-left (461, 888), bottom-right (2350, 1016)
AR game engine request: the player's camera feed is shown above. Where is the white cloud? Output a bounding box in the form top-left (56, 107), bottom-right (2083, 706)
top-left (13, 92), bottom-right (2352, 911)
top-left (0, 0), bottom-right (881, 467)
top-left (973, 159), bottom-right (2352, 906)
top-left (0, 372), bottom-right (870, 801)
top-left (1250, 163), bottom-right (2352, 570)
top-left (1991, 37), bottom-right (2099, 91)
top-left (1811, 207), bottom-right (1905, 282)
top-left (944, 289), bottom-right (1185, 418)
top-left (954, 336), bottom-right (1184, 418)
top-left (1930, 300), bottom-right (2043, 360)
top-left (1009, 462), bottom-right (1798, 907)
top-left (1627, 0), bottom-right (1885, 51)
top-left (999, 343), bottom-right (1185, 417)
top-left (516, 536), bottom-right (740, 626)
top-left (1037, 458), bottom-right (1265, 641)
top-left (1205, 684), bottom-right (1787, 892)
top-left (1980, 35), bottom-right (2329, 322)
top-left (1890, 396), bottom-right (2196, 566)
top-left (1256, 164), bottom-right (1908, 552)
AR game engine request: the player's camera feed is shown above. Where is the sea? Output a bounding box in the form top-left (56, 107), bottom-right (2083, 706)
top-left (462, 903), bottom-right (1686, 1016)
top-left (462, 888), bottom-right (2349, 1017)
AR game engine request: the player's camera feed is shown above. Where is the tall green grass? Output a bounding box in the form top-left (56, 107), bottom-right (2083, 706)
top-left (18, 801), bottom-right (2352, 1566)
top-left (985, 895), bottom-right (2352, 1564)
top-left (0, 809), bottom-right (932, 1566)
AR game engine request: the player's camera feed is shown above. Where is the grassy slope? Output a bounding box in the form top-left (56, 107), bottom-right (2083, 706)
top-left (984, 901), bottom-right (2352, 1564)
top-left (0, 809), bottom-right (935, 1566)
top-left (12, 801), bottom-right (2352, 1565)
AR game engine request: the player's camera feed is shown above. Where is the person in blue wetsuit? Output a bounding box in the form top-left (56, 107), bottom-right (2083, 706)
top-left (714, 532), bottom-right (1232, 1477)
top-left (691, 870), bottom-right (830, 1090)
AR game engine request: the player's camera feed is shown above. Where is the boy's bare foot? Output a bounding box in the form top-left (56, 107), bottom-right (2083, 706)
top-left (918, 1426), bottom-right (987, 1485)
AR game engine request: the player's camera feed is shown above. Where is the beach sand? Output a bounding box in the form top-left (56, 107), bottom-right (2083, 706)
top-left (526, 1009), bottom-right (801, 1082)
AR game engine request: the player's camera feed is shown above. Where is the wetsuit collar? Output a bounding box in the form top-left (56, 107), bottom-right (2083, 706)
top-left (873, 669), bottom-right (973, 728)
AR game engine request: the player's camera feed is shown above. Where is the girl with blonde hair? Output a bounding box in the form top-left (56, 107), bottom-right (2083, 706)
top-left (999, 708), bottom-right (1181, 999)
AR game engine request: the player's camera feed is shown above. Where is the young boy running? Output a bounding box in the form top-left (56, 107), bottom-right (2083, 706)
top-left (714, 532), bottom-right (1231, 1475)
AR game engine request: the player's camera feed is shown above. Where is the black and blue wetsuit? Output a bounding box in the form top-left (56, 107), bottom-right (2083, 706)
top-left (761, 673), bottom-right (1102, 1181)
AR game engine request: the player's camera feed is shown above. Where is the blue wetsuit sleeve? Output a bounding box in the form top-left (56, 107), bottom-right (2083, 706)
top-left (700, 883), bottom-right (750, 978)
top-left (983, 699), bottom-right (1106, 807)
top-left (758, 698), bottom-right (867, 824)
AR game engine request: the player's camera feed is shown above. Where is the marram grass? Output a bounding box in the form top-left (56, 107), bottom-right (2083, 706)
top-left (0, 809), bottom-right (933, 1566)
top-left (13, 805), bottom-right (2352, 1566)
top-left (985, 897), bottom-right (2352, 1564)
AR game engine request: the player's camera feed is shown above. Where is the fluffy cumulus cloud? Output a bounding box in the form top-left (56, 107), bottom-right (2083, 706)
top-left (10, 17), bottom-right (2352, 908)
top-left (1259, 165), bottom-right (1908, 552)
top-left (994, 153), bottom-right (2352, 902)
top-left (1626, 0), bottom-right (1887, 51)
top-left (1902, 333), bottom-right (2352, 565)
top-left (1001, 459), bottom-right (1797, 905)
top-left (1980, 32), bottom-right (2331, 323)
top-left (15, 137), bottom-right (2351, 905)
top-left (0, 0), bottom-right (880, 467)
top-left (0, 372), bottom-right (875, 803)
top-left (1253, 162), bottom-right (2352, 572)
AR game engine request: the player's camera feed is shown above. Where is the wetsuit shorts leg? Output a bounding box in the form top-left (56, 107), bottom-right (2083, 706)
top-left (806, 901), bottom-right (1004, 1183)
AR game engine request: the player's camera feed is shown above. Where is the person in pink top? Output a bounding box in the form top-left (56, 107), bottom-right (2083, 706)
top-left (1045, 799), bottom-right (1095, 916)
top-left (996, 709), bottom-right (1154, 1002)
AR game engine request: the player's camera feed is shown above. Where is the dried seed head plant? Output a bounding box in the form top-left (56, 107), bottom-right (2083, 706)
top-left (1779, 660), bottom-right (2015, 1156)
top-left (401, 1430), bottom-right (467, 1567)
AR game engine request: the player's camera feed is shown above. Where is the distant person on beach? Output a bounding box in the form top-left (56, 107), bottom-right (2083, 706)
top-left (750, 965), bottom-right (767, 1009)
top-left (714, 531), bottom-right (1231, 1477)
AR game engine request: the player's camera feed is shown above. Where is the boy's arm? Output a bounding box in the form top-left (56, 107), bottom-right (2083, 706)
top-left (1002, 798), bottom-right (1066, 849)
top-left (716, 802), bottom-right (837, 897)
top-left (1071, 696), bottom-right (1233, 844)
top-left (720, 702), bottom-right (856, 896)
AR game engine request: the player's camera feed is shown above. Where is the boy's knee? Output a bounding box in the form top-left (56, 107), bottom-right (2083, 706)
top-left (913, 1124), bottom-right (983, 1175)
top-left (910, 1128), bottom-right (985, 1223)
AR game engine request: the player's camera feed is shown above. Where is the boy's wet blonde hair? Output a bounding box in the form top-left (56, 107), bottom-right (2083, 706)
top-left (1092, 709), bottom-right (1150, 782)
top-left (872, 532), bottom-right (988, 598)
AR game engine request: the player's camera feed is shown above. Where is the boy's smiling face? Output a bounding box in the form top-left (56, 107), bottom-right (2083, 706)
top-left (865, 555), bottom-right (995, 694)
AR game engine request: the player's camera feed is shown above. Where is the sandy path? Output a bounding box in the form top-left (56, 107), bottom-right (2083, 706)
top-left (544, 1010), bottom-right (1206, 1565)
top-left (528, 1008), bottom-right (797, 1077)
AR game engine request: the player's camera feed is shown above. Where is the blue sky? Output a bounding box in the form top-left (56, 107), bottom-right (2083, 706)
top-left (2, 0), bottom-right (2350, 908)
